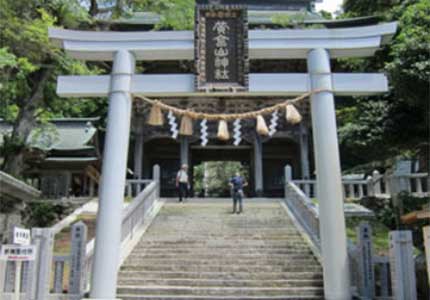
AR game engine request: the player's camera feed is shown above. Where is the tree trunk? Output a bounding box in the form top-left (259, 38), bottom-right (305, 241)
top-left (2, 68), bottom-right (52, 178)
top-left (89, 0), bottom-right (99, 17)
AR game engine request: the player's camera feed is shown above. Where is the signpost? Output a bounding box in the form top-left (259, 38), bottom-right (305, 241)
top-left (1, 227), bottom-right (35, 300)
top-left (195, 4), bottom-right (249, 92)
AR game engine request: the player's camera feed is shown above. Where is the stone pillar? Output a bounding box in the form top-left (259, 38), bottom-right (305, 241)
top-left (0, 260), bottom-right (5, 293)
top-left (89, 178), bottom-right (95, 197)
top-left (424, 226), bottom-right (430, 285)
top-left (253, 134), bottom-right (263, 197)
top-left (134, 135), bottom-right (144, 179)
top-left (134, 122), bottom-right (144, 179)
top-left (307, 48), bottom-right (351, 300)
top-left (26, 228), bottom-right (54, 300)
top-left (153, 164), bottom-right (160, 198)
top-left (357, 222), bottom-right (375, 299)
top-left (299, 123), bottom-right (310, 179)
top-left (90, 49), bottom-right (135, 299)
top-left (389, 230), bottom-right (417, 300)
top-left (69, 221), bottom-right (88, 300)
top-left (180, 136), bottom-right (189, 166)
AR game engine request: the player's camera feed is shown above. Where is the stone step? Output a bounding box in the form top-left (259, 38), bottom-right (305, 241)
top-left (132, 248), bottom-right (312, 255)
top-left (120, 265), bottom-right (322, 273)
top-left (136, 241), bottom-right (309, 250)
top-left (118, 200), bottom-right (322, 298)
top-left (127, 253), bottom-right (315, 260)
top-left (117, 295), bottom-right (324, 300)
top-left (117, 278), bottom-right (324, 288)
top-left (116, 286), bottom-right (324, 297)
top-left (118, 271), bottom-right (323, 281)
top-left (123, 258), bottom-right (318, 267)
top-left (140, 235), bottom-right (303, 240)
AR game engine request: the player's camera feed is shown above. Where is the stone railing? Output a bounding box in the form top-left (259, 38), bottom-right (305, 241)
top-left (284, 178), bottom-right (320, 249)
top-left (0, 165), bottom-right (162, 300)
top-left (293, 170), bottom-right (429, 200)
top-left (284, 166), bottom-right (419, 300)
top-left (125, 179), bottom-right (153, 198)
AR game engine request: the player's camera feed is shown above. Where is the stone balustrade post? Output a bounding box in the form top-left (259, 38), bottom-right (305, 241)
top-left (357, 222), bottom-right (375, 299)
top-left (69, 221), bottom-right (88, 300)
top-left (389, 230), bottom-right (417, 300)
top-left (372, 170), bottom-right (381, 196)
top-left (25, 228), bottom-right (54, 300)
top-left (153, 164), bottom-right (160, 198)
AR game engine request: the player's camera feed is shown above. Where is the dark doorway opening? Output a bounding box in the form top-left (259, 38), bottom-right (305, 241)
top-left (191, 145), bottom-right (252, 197)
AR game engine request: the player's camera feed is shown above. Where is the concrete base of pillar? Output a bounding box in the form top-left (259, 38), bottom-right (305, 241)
top-left (255, 189), bottom-right (264, 197)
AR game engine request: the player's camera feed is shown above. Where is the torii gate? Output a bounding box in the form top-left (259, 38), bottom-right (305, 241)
top-left (49, 21), bottom-right (397, 300)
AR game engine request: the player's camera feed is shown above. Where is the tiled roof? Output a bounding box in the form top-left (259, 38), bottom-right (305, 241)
top-left (0, 118), bottom-right (98, 151)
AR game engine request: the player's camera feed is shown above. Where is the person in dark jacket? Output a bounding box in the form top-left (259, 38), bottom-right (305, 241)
top-left (229, 172), bottom-right (248, 214)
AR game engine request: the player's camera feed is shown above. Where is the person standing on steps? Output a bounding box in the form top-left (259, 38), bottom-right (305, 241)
top-left (229, 171), bottom-right (248, 214)
top-left (176, 164), bottom-right (189, 202)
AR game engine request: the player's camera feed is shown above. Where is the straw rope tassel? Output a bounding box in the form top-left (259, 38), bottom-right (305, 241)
top-left (147, 101), bottom-right (164, 126)
top-left (285, 103), bottom-right (302, 125)
top-left (179, 114), bottom-right (193, 136)
top-left (256, 115), bottom-right (269, 136)
top-left (217, 120), bottom-right (230, 141)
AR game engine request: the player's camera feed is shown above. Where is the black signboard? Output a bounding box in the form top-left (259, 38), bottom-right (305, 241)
top-left (196, 0), bottom-right (312, 11)
top-left (195, 5), bottom-right (249, 92)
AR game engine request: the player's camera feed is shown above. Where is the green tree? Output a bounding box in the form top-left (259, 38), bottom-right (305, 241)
top-left (0, 0), bottom-right (102, 177)
top-left (337, 0), bottom-right (429, 171)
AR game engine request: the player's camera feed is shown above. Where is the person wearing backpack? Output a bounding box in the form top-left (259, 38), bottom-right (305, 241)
top-left (229, 171), bottom-right (248, 214)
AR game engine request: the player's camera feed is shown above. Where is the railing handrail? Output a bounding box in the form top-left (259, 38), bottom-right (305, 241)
top-left (122, 181), bottom-right (157, 221)
top-left (284, 180), bottom-right (321, 253)
top-left (126, 179), bottom-right (153, 184)
top-left (84, 180), bottom-right (158, 257)
top-left (293, 171), bottom-right (429, 200)
top-left (288, 182), bottom-right (319, 217)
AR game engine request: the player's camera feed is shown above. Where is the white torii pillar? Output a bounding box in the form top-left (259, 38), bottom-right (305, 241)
top-left (307, 48), bottom-right (351, 299)
top-left (90, 50), bottom-right (135, 299)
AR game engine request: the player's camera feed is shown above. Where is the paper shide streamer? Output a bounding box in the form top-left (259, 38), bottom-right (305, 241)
top-left (167, 111), bottom-right (178, 139)
top-left (233, 119), bottom-right (242, 146)
top-left (200, 119), bottom-right (208, 146)
top-left (269, 110), bottom-right (279, 136)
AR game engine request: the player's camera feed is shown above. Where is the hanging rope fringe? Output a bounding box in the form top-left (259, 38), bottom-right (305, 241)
top-left (135, 89), bottom-right (330, 122)
top-left (217, 120), bottom-right (230, 141)
top-left (147, 101), bottom-right (164, 126)
top-left (179, 114), bottom-right (193, 136)
top-left (256, 115), bottom-right (269, 136)
top-left (285, 103), bottom-right (302, 125)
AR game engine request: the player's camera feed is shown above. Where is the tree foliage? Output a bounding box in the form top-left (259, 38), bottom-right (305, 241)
top-left (0, 0), bottom-right (105, 177)
top-left (337, 0), bottom-right (429, 171)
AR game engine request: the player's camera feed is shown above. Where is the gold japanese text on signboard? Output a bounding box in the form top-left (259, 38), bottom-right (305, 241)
top-left (195, 5), bottom-right (249, 92)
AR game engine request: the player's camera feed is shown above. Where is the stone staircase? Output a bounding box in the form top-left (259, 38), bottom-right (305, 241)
top-left (117, 199), bottom-right (324, 300)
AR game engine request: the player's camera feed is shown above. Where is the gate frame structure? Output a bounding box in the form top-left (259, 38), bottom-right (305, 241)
top-left (49, 21), bottom-right (397, 300)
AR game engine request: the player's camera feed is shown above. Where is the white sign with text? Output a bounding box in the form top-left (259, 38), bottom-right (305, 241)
top-left (13, 227), bottom-right (31, 246)
top-left (0, 245), bottom-right (36, 261)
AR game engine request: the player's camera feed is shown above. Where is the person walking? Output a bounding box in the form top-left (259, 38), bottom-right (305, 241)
top-left (229, 171), bottom-right (248, 214)
top-left (176, 164), bottom-right (189, 202)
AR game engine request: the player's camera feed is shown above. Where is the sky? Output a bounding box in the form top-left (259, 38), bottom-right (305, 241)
top-left (315, 0), bottom-right (344, 14)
